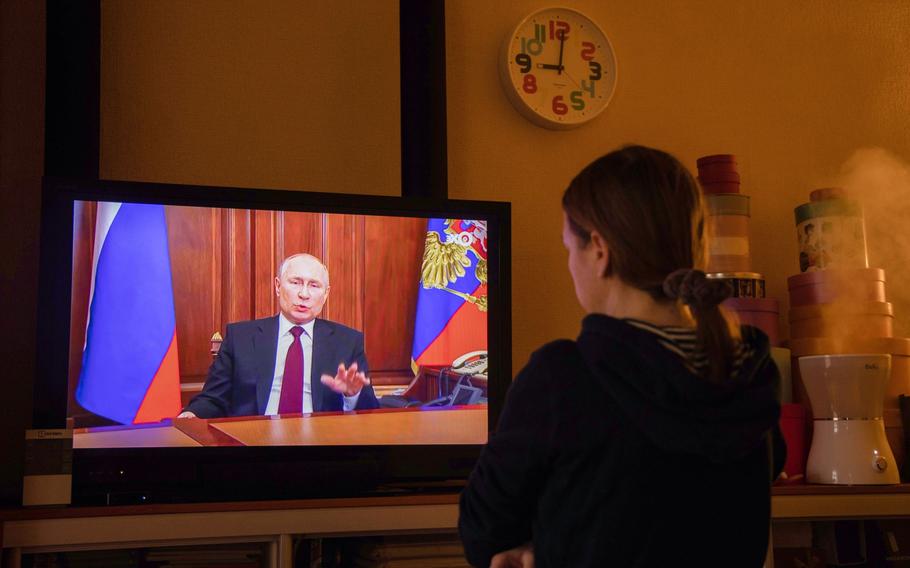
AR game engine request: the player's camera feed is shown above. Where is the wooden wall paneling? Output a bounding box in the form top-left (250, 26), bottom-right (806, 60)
top-left (221, 208), bottom-right (252, 325)
top-left (280, 211), bottom-right (325, 263)
top-left (67, 200), bottom-right (96, 417)
top-left (363, 216), bottom-right (426, 380)
top-left (323, 214), bottom-right (364, 331)
top-left (166, 205), bottom-right (221, 384)
top-left (253, 209), bottom-right (277, 318)
top-left (275, 211), bottom-right (325, 318)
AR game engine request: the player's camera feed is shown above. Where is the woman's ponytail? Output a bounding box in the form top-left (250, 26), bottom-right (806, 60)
top-left (663, 269), bottom-right (738, 383)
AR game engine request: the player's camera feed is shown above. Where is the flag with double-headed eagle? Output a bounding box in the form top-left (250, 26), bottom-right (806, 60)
top-left (411, 218), bottom-right (488, 373)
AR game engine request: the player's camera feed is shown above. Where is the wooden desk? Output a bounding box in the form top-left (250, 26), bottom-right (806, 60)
top-left (74, 406), bottom-right (488, 448)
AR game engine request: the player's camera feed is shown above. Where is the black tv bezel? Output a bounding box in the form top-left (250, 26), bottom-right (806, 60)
top-left (36, 177), bottom-right (511, 505)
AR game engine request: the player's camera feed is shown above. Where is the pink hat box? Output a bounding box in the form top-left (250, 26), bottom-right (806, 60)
top-left (700, 181), bottom-right (741, 195)
top-left (810, 187), bottom-right (847, 202)
top-left (696, 154), bottom-right (737, 169)
top-left (787, 268), bottom-right (885, 307)
top-left (698, 170), bottom-right (741, 184)
top-left (723, 297), bottom-right (780, 346)
top-left (788, 301), bottom-right (893, 339)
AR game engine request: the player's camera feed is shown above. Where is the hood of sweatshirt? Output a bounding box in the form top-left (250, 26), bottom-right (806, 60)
top-left (576, 313), bottom-right (781, 463)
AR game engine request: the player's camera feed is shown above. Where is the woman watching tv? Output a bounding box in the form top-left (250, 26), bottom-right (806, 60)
top-left (458, 145), bottom-right (785, 568)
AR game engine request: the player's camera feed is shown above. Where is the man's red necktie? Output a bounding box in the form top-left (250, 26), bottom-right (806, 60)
top-left (277, 326), bottom-right (304, 414)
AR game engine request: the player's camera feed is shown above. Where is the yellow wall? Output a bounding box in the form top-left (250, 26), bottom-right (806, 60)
top-left (447, 0), bottom-right (910, 368)
top-left (101, 1), bottom-right (910, 374)
top-left (101, 0), bottom-right (401, 194)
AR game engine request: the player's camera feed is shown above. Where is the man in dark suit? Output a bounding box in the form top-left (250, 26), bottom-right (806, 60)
top-left (179, 253), bottom-right (379, 418)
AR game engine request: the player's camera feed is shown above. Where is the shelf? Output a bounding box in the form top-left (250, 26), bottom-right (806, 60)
top-left (0, 494), bottom-right (460, 551)
top-left (772, 483), bottom-right (910, 520)
top-left (4, 487), bottom-right (910, 553)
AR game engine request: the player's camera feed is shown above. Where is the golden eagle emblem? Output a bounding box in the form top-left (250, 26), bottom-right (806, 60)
top-left (421, 232), bottom-right (471, 289)
top-left (420, 221), bottom-right (488, 312)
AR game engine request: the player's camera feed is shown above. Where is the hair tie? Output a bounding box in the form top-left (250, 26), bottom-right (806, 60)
top-left (662, 269), bottom-right (732, 310)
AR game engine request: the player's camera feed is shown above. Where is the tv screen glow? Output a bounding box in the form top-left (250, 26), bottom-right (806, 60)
top-left (67, 200), bottom-right (492, 449)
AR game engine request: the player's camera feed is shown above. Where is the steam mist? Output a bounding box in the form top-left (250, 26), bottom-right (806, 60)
top-left (840, 148), bottom-right (910, 338)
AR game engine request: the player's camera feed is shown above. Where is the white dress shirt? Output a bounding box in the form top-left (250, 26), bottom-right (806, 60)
top-left (265, 314), bottom-right (361, 414)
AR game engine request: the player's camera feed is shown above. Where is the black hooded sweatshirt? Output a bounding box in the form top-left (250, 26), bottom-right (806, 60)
top-left (459, 314), bottom-right (785, 568)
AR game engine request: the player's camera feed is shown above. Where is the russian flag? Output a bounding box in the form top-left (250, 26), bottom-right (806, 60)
top-left (76, 202), bottom-right (181, 424)
top-left (411, 218), bottom-right (488, 371)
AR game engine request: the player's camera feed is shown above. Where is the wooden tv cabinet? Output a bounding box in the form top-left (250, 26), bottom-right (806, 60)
top-left (4, 486), bottom-right (910, 567)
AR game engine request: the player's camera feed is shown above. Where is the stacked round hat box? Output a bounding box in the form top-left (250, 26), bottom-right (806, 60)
top-left (697, 155), bottom-right (781, 344)
top-left (695, 155), bottom-right (800, 481)
top-left (788, 187), bottom-right (907, 485)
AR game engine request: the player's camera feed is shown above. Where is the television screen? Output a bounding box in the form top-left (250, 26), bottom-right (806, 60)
top-left (36, 178), bottom-right (510, 502)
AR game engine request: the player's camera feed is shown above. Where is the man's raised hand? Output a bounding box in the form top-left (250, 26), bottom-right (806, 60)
top-left (320, 362), bottom-right (370, 397)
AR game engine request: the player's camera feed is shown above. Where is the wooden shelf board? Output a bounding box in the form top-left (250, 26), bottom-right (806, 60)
top-left (6, 486), bottom-right (910, 551)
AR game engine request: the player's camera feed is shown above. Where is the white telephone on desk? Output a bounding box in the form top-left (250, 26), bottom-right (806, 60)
top-left (419, 351), bottom-right (489, 408)
top-left (451, 350), bottom-right (488, 376)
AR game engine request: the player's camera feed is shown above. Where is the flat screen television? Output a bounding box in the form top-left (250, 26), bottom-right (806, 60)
top-left (35, 177), bottom-right (510, 504)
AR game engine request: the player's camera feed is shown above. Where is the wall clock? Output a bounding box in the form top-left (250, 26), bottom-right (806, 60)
top-left (499, 7), bottom-right (617, 130)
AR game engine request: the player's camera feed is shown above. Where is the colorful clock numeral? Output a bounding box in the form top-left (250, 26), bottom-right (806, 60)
top-left (588, 61), bottom-right (602, 81)
top-left (570, 91), bottom-right (585, 111)
top-left (582, 80), bottom-right (596, 98)
top-left (552, 95), bottom-right (569, 115)
top-left (515, 53), bottom-right (532, 73)
top-left (580, 41), bottom-right (596, 61)
top-left (549, 20), bottom-right (570, 40)
top-left (521, 36), bottom-right (542, 56)
top-left (520, 23), bottom-right (547, 56)
top-left (522, 74), bottom-right (538, 94)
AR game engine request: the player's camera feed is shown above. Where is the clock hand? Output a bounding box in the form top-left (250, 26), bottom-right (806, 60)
top-left (561, 66), bottom-right (581, 89)
top-left (556, 35), bottom-right (565, 75)
top-left (536, 36), bottom-right (567, 72)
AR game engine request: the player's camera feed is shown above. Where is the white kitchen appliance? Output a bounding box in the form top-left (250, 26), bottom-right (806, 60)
top-left (799, 354), bottom-right (900, 485)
